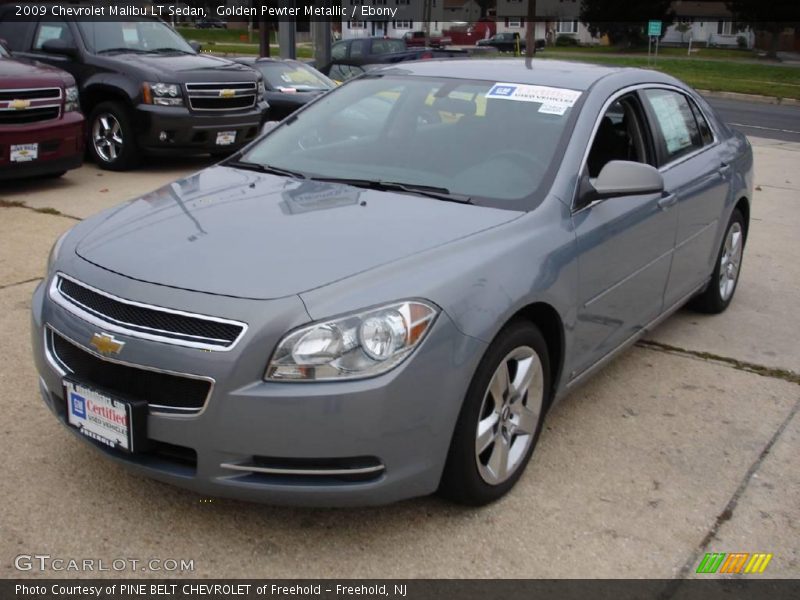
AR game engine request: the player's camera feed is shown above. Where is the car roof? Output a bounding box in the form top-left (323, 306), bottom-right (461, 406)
top-left (371, 58), bottom-right (677, 91)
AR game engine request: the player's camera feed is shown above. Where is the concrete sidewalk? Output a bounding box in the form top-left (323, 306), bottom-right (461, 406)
top-left (0, 139), bottom-right (797, 579)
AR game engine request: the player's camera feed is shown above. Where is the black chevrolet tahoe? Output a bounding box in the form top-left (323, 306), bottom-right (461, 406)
top-left (0, 11), bottom-right (267, 170)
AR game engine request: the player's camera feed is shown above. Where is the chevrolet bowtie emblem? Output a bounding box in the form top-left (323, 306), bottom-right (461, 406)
top-left (10, 99), bottom-right (31, 110)
top-left (219, 89), bottom-right (235, 98)
top-left (90, 333), bottom-right (125, 355)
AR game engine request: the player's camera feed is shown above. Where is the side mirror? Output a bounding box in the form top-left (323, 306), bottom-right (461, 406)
top-left (188, 41), bottom-right (202, 53)
top-left (261, 121), bottom-right (279, 135)
top-left (0, 38), bottom-right (10, 54)
top-left (592, 160), bottom-right (664, 199)
top-left (41, 39), bottom-right (78, 58)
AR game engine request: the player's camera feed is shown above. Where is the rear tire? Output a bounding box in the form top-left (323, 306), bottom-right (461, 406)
top-left (439, 321), bottom-right (551, 506)
top-left (88, 101), bottom-right (140, 171)
top-left (691, 209), bottom-right (745, 314)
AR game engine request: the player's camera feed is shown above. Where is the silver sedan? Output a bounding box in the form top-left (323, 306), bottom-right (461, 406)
top-left (32, 59), bottom-right (752, 506)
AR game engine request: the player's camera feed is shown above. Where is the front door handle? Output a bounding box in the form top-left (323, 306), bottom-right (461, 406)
top-left (719, 163), bottom-right (732, 176)
top-left (658, 193), bottom-right (677, 210)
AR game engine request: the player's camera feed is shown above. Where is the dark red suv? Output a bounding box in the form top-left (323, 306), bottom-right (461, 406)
top-left (0, 40), bottom-right (84, 179)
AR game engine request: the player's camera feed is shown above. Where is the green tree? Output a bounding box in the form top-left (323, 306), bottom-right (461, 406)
top-left (579, 0), bottom-right (674, 47)
top-left (726, 0), bottom-right (800, 58)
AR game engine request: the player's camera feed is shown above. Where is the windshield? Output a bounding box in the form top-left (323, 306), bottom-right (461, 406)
top-left (258, 62), bottom-right (334, 91)
top-left (77, 20), bottom-right (194, 54)
top-left (241, 74), bottom-right (579, 204)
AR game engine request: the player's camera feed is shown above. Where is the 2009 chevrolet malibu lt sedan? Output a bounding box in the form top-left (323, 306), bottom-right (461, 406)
top-left (32, 59), bottom-right (752, 506)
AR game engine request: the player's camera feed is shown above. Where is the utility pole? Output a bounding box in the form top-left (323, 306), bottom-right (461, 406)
top-left (423, 0), bottom-right (431, 47)
top-left (312, 0), bottom-right (332, 69)
top-left (525, 0), bottom-right (537, 59)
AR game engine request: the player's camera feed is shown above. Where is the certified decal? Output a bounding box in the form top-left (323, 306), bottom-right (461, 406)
top-left (486, 83), bottom-right (582, 115)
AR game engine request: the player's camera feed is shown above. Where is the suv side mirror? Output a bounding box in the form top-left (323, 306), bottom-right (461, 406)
top-left (188, 41), bottom-right (202, 53)
top-left (592, 160), bottom-right (664, 199)
top-left (0, 38), bottom-right (10, 54)
top-left (41, 39), bottom-right (78, 58)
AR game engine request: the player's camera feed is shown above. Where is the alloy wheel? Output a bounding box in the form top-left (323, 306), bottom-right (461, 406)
top-left (475, 346), bottom-right (544, 485)
top-left (719, 222), bottom-right (743, 302)
top-left (92, 113), bottom-right (124, 163)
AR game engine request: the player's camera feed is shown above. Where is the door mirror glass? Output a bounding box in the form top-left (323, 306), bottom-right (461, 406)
top-left (41, 38), bottom-right (78, 58)
top-left (592, 160), bottom-right (664, 199)
top-left (188, 40), bottom-right (202, 53)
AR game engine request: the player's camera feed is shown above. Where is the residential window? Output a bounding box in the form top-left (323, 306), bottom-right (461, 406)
top-left (348, 20), bottom-right (366, 29)
top-left (393, 21), bottom-right (413, 29)
top-left (395, 0), bottom-right (410, 5)
top-left (373, 0), bottom-right (387, 5)
top-left (717, 20), bottom-right (732, 35)
top-left (557, 20), bottom-right (578, 34)
top-left (506, 18), bottom-right (524, 28)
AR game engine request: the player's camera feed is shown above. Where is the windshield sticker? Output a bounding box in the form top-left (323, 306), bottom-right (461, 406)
top-left (486, 83), bottom-right (581, 113)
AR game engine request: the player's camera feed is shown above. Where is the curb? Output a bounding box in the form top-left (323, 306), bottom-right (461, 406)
top-left (699, 89), bottom-right (800, 107)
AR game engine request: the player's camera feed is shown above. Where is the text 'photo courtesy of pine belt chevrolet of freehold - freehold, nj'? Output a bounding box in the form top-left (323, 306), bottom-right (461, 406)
top-left (1, 0), bottom-right (799, 599)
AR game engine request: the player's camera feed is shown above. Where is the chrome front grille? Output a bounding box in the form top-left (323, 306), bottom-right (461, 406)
top-left (50, 274), bottom-right (247, 351)
top-left (185, 82), bottom-right (257, 112)
top-left (46, 328), bottom-right (213, 416)
top-left (0, 87), bottom-right (61, 124)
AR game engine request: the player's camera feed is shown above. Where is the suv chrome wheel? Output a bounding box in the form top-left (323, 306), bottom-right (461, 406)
top-left (475, 346), bottom-right (544, 485)
top-left (92, 113), bottom-right (123, 163)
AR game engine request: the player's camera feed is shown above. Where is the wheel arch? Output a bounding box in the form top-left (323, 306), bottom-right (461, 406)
top-left (82, 84), bottom-right (135, 117)
top-left (734, 196), bottom-right (750, 241)
top-left (506, 301), bottom-right (565, 404)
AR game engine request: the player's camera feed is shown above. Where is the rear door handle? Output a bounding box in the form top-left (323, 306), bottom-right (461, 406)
top-left (658, 193), bottom-right (677, 210)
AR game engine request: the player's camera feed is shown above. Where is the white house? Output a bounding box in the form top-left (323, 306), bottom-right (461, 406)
top-left (495, 0), bottom-right (600, 45)
top-left (341, 0), bottom-right (446, 39)
top-left (662, 1), bottom-right (753, 48)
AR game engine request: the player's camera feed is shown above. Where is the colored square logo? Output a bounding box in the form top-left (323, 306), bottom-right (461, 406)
top-left (70, 392), bottom-right (86, 419)
top-left (489, 85), bottom-right (516, 97)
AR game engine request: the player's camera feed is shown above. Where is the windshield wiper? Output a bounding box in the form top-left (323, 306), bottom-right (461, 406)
top-left (150, 47), bottom-right (194, 54)
top-left (311, 177), bottom-right (472, 204)
top-left (98, 47), bottom-right (151, 54)
top-left (227, 160), bottom-right (306, 179)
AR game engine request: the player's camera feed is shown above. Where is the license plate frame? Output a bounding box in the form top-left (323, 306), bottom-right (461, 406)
top-left (215, 130), bottom-right (236, 146)
top-left (10, 143), bottom-right (38, 162)
top-left (64, 379), bottom-right (148, 453)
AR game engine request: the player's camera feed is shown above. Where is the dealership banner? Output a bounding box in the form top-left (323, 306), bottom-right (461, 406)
top-left (5, 579), bottom-right (800, 600)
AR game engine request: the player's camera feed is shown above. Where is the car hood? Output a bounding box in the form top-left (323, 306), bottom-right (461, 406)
top-left (0, 56), bottom-right (71, 87)
top-left (102, 52), bottom-right (258, 82)
top-left (75, 166), bottom-right (521, 299)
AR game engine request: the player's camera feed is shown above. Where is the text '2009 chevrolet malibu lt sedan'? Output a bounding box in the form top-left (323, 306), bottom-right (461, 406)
top-left (32, 59), bottom-right (753, 506)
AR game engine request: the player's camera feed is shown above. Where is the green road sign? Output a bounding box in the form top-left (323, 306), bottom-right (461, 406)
top-left (648, 20), bottom-right (662, 36)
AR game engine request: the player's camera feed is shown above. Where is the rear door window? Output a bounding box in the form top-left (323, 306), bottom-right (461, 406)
top-left (642, 89), bottom-right (703, 164)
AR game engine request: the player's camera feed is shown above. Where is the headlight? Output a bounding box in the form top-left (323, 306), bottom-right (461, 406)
top-left (257, 80), bottom-right (266, 99)
top-left (46, 230), bottom-right (69, 273)
top-left (143, 82), bottom-right (184, 106)
top-left (64, 86), bottom-right (80, 112)
top-left (266, 300), bottom-right (438, 381)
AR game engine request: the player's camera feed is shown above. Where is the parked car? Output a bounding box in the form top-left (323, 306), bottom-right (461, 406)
top-left (33, 59), bottom-right (752, 507)
top-left (321, 38), bottom-right (467, 78)
top-left (0, 38), bottom-right (83, 179)
top-left (403, 30), bottom-right (452, 49)
top-left (194, 18), bottom-right (227, 29)
top-left (476, 32), bottom-right (545, 52)
top-left (0, 11), bottom-right (268, 170)
top-left (324, 62), bottom-right (382, 83)
top-left (232, 57), bottom-right (335, 120)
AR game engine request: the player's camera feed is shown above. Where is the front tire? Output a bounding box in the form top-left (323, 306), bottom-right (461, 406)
top-left (439, 321), bottom-right (551, 506)
top-left (88, 101), bottom-right (140, 171)
top-left (691, 209), bottom-right (746, 314)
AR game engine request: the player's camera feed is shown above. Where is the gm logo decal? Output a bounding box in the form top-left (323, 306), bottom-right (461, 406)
top-left (70, 392), bottom-right (86, 419)
top-left (487, 85), bottom-right (517, 98)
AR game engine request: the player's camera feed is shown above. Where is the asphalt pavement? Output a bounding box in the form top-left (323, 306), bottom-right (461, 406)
top-left (706, 96), bottom-right (800, 143)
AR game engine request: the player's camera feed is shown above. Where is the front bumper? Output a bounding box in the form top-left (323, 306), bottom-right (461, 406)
top-left (134, 102), bottom-right (268, 155)
top-left (0, 112), bottom-right (84, 179)
top-left (31, 265), bottom-right (485, 506)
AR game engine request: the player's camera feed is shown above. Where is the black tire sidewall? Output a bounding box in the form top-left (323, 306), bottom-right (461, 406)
top-left (88, 101), bottom-right (139, 171)
top-left (440, 321), bottom-right (551, 506)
